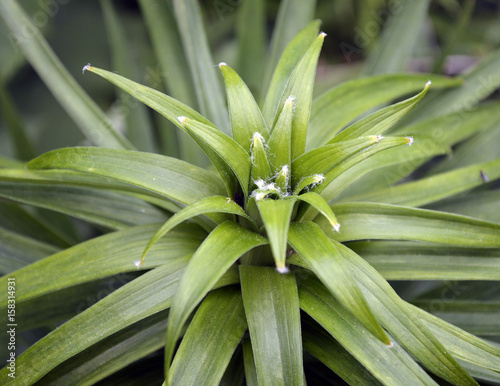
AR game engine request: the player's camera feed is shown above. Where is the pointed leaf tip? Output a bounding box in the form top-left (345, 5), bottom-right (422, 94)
top-left (333, 223), bottom-right (341, 233)
top-left (276, 266), bottom-right (289, 274)
top-left (82, 63), bottom-right (92, 74)
top-left (219, 62), bottom-right (227, 68)
top-left (319, 32), bottom-right (327, 38)
top-left (425, 80), bottom-right (432, 88)
top-left (406, 136), bottom-right (414, 146)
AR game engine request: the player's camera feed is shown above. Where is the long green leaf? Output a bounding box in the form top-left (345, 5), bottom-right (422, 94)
top-left (295, 192), bottom-right (339, 231)
top-left (0, 182), bottom-right (169, 230)
top-left (412, 300), bottom-right (500, 336)
top-left (291, 136), bottom-right (380, 186)
top-left (242, 338), bottom-right (258, 386)
top-left (36, 311), bottom-right (169, 385)
top-left (275, 33), bottom-right (325, 160)
top-left (85, 65), bottom-right (239, 196)
top-left (236, 0), bottom-right (266, 97)
top-left (0, 223), bottom-right (205, 307)
top-left (288, 222), bottom-right (389, 344)
top-left (0, 0), bottom-right (133, 149)
top-left (27, 147), bottom-right (225, 206)
top-left (164, 222), bottom-right (267, 375)
top-left (240, 266), bottom-right (303, 386)
top-left (299, 276), bottom-right (438, 385)
top-left (307, 74), bottom-right (462, 149)
top-left (426, 190), bottom-right (500, 224)
top-left (0, 261), bottom-right (239, 385)
top-left (172, 0), bottom-right (229, 134)
top-left (262, 20), bottom-right (320, 125)
top-left (138, 0), bottom-right (196, 106)
top-left (177, 116), bottom-right (251, 197)
top-left (140, 196), bottom-right (257, 265)
top-left (262, 2), bottom-right (317, 106)
top-left (100, 0), bottom-right (155, 152)
top-left (348, 158), bottom-right (500, 207)
top-left (318, 135), bottom-right (447, 205)
top-left (267, 96), bottom-right (294, 172)
top-left (257, 198), bottom-right (296, 272)
top-left (220, 62), bottom-right (269, 152)
top-left (410, 304), bottom-right (500, 372)
top-left (0, 261), bottom-right (185, 385)
top-left (321, 202), bottom-right (500, 247)
top-left (332, 241), bottom-right (478, 385)
top-left (138, 0), bottom-right (203, 165)
top-left (349, 241), bottom-right (500, 281)
top-left (363, 0), bottom-right (430, 75)
top-left (328, 81), bottom-right (431, 144)
top-left (169, 288), bottom-right (247, 386)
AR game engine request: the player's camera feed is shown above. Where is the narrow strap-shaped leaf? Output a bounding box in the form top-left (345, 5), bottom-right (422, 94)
top-left (177, 117), bottom-right (251, 197)
top-left (84, 66), bottom-right (238, 197)
top-left (426, 190), bottom-right (500, 224)
top-left (330, 241), bottom-right (478, 385)
top-left (321, 135), bottom-right (447, 205)
top-left (363, 0), bottom-right (430, 75)
top-left (256, 198), bottom-right (296, 272)
top-left (347, 158), bottom-right (500, 207)
top-left (0, 261), bottom-right (183, 385)
top-left (138, 0), bottom-right (204, 165)
top-left (302, 322), bottom-right (381, 385)
top-left (328, 81), bottom-right (431, 144)
top-left (236, 0), bottom-right (266, 97)
top-left (0, 223), bottom-right (205, 307)
top-left (305, 136), bottom-right (413, 207)
top-left (100, 0), bottom-right (155, 152)
top-left (0, 227), bottom-right (59, 274)
top-left (392, 101), bottom-right (500, 147)
top-left (268, 96), bottom-right (293, 172)
top-left (288, 222), bottom-right (389, 344)
top-left (349, 241), bottom-right (500, 281)
top-left (0, 182), bottom-right (169, 230)
top-left (240, 266), bottom-right (303, 386)
top-left (262, 20), bottom-right (320, 125)
top-left (137, 0), bottom-right (196, 107)
top-left (36, 311), bottom-right (169, 385)
top-left (27, 147), bottom-right (224, 206)
top-left (409, 303), bottom-right (500, 372)
top-left (0, 260), bottom-right (239, 385)
top-left (172, 0), bottom-right (230, 134)
top-left (169, 288), bottom-right (247, 385)
top-left (291, 136), bottom-right (380, 186)
top-left (140, 196), bottom-right (257, 265)
top-left (299, 276), bottom-right (438, 385)
top-left (320, 202), bottom-right (500, 247)
top-left (307, 73), bottom-right (462, 150)
top-left (411, 299), bottom-right (500, 336)
top-left (220, 62), bottom-right (269, 152)
top-left (0, 1), bottom-right (133, 149)
top-left (275, 33), bottom-right (325, 160)
top-left (295, 192), bottom-right (339, 231)
top-left (164, 222), bottom-right (267, 375)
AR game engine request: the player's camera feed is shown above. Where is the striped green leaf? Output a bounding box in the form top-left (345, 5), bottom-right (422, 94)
top-left (169, 288), bottom-right (247, 385)
top-left (240, 266), bottom-right (303, 386)
top-left (164, 222), bottom-right (267, 376)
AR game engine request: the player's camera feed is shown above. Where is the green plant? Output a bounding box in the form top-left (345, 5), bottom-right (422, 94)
top-left (1, 0), bottom-right (500, 385)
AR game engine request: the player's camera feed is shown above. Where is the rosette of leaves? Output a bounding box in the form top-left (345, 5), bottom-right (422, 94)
top-left (1, 0), bottom-right (500, 385)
